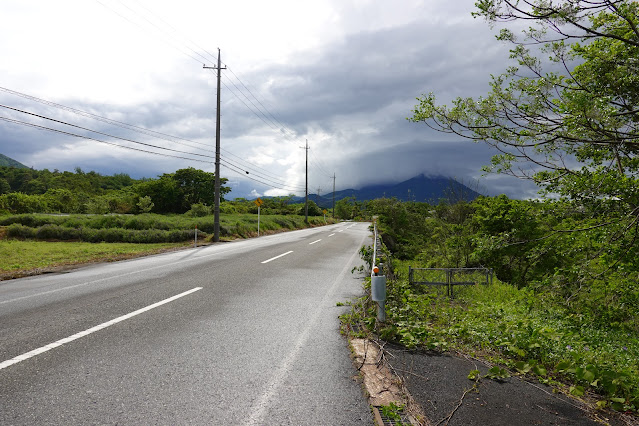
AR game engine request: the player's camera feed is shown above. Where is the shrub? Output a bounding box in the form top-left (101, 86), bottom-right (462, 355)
top-left (187, 203), bottom-right (211, 217)
top-left (6, 224), bottom-right (36, 239)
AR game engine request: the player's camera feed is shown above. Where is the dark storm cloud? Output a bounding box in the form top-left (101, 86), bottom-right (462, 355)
top-left (0, 1), bottom-right (538, 199)
top-left (221, 16), bottom-right (524, 197)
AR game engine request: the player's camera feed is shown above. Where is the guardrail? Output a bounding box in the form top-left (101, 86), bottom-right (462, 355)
top-left (408, 267), bottom-right (493, 297)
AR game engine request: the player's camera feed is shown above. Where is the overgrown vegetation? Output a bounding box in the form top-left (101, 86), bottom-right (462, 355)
top-left (0, 212), bottom-right (332, 244)
top-left (341, 196), bottom-right (639, 415)
top-left (0, 166), bottom-right (230, 214)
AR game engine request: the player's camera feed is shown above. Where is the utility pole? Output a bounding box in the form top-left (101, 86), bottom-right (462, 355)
top-left (203, 48), bottom-right (226, 242)
top-left (331, 173), bottom-right (336, 218)
top-left (301, 140), bottom-right (309, 223)
top-left (316, 187), bottom-right (322, 205)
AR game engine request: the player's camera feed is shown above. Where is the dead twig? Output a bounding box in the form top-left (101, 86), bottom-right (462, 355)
top-left (434, 386), bottom-right (477, 426)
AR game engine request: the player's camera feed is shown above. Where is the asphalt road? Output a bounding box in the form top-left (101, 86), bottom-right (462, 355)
top-left (0, 222), bottom-right (374, 425)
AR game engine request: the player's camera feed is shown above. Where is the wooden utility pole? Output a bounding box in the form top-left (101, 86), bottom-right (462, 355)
top-left (331, 173), bottom-right (336, 218)
top-left (301, 140), bottom-right (309, 223)
top-left (203, 49), bottom-right (226, 242)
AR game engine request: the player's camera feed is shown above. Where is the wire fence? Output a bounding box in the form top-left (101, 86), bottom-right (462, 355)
top-left (408, 267), bottom-right (493, 298)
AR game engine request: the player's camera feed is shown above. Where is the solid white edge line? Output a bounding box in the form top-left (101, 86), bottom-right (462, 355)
top-left (0, 287), bottom-right (203, 371)
top-left (309, 239), bottom-right (322, 245)
top-left (261, 251), bottom-right (294, 264)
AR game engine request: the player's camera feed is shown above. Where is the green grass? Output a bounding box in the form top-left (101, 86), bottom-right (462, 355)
top-left (0, 212), bottom-right (338, 279)
top-left (342, 256), bottom-right (639, 414)
top-left (0, 240), bottom-right (189, 278)
top-left (0, 212), bottom-right (335, 242)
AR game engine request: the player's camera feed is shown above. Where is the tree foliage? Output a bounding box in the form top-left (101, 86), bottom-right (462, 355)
top-left (410, 1), bottom-right (639, 207)
top-left (410, 0), bottom-right (639, 284)
top-left (0, 166), bottom-right (229, 214)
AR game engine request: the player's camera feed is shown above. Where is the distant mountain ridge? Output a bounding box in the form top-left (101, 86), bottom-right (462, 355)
top-left (0, 154), bottom-right (28, 169)
top-left (290, 174), bottom-right (482, 207)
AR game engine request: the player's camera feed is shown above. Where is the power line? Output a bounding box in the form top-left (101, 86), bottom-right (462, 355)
top-left (0, 116), bottom-right (213, 164)
top-left (0, 86), bottom-right (214, 153)
top-left (1, 105), bottom-right (305, 191)
top-left (0, 86), bottom-right (302, 188)
top-left (0, 104), bottom-right (215, 161)
top-left (96, 0), bottom-right (304, 147)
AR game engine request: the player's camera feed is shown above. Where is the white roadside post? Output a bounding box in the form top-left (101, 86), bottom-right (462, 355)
top-left (194, 225), bottom-right (198, 248)
top-left (371, 218), bottom-right (386, 323)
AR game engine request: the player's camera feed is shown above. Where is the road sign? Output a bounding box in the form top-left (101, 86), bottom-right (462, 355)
top-left (254, 198), bottom-right (263, 207)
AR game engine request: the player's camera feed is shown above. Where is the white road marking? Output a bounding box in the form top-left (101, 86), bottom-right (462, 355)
top-left (245, 231), bottom-right (368, 426)
top-left (261, 251), bottom-right (294, 264)
top-left (328, 233), bottom-right (336, 237)
top-left (339, 229), bottom-right (344, 232)
top-left (309, 239), bottom-right (322, 245)
top-left (0, 287), bottom-right (203, 371)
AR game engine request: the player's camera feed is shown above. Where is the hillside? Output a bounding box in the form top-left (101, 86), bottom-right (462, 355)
top-left (293, 174), bottom-right (481, 208)
top-left (0, 154), bottom-right (27, 169)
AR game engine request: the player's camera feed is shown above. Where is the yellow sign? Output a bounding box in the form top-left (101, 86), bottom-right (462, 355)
top-left (323, 209), bottom-right (328, 215)
top-left (254, 198), bottom-right (263, 207)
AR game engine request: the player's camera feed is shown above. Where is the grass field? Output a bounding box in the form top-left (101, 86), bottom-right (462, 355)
top-left (0, 240), bottom-right (190, 280)
top-left (0, 212), bottom-right (337, 280)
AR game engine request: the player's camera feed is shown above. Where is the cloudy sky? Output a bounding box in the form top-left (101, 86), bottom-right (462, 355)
top-left (0, 0), bottom-right (540, 199)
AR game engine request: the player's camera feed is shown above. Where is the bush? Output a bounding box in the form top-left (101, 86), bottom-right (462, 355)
top-left (186, 203), bottom-right (211, 217)
top-left (0, 193), bottom-right (48, 214)
top-left (6, 224), bottom-right (36, 239)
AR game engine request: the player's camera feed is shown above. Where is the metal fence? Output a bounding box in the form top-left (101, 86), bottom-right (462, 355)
top-left (408, 267), bottom-right (493, 297)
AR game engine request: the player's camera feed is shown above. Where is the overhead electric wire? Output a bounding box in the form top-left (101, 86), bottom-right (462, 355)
top-left (1, 86), bottom-right (301, 188)
top-left (0, 86), bottom-right (214, 153)
top-left (220, 159), bottom-right (304, 193)
top-left (0, 116), bottom-right (213, 164)
top-left (220, 155), bottom-right (304, 193)
top-left (95, 0), bottom-right (207, 65)
top-left (1, 102), bottom-right (305, 190)
top-left (0, 104), bottom-right (215, 161)
top-left (309, 148), bottom-right (333, 177)
top-left (95, 0), bottom-right (304, 146)
top-left (80, 1), bottom-right (316, 191)
top-left (224, 65), bottom-right (299, 140)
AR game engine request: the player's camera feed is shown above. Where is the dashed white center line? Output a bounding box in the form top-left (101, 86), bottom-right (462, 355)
top-left (0, 287), bottom-right (203, 371)
top-left (309, 239), bottom-right (322, 245)
top-left (339, 230), bottom-right (344, 232)
top-left (261, 251), bottom-right (294, 264)
top-left (328, 233), bottom-right (336, 237)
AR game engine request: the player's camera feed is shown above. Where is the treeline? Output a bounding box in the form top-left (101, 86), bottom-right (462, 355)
top-left (0, 166), bottom-right (231, 215)
top-left (365, 196), bottom-right (638, 332)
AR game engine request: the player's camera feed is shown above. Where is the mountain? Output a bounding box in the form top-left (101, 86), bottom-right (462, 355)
top-left (0, 154), bottom-right (28, 169)
top-left (292, 174), bottom-right (482, 208)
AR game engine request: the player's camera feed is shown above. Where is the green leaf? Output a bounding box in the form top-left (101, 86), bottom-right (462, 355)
top-left (570, 386), bottom-right (585, 397)
top-left (468, 369), bottom-right (481, 380)
top-left (532, 365), bottom-right (547, 376)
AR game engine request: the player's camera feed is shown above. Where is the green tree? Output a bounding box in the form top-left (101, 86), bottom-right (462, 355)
top-left (134, 177), bottom-right (180, 213)
top-left (136, 196), bottom-right (154, 213)
top-left (0, 178), bottom-right (10, 195)
top-left (411, 1), bottom-right (639, 206)
top-left (410, 1), bottom-right (639, 276)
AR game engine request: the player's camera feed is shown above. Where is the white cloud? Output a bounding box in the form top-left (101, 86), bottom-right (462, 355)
top-left (0, 0), bottom-right (536, 199)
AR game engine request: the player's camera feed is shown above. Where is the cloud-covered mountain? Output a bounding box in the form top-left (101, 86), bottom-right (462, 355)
top-left (288, 174), bottom-right (482, 208)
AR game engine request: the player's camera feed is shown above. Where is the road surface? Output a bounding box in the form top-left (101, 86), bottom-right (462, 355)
top-left (0, 222), bottom-right (374, 425)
